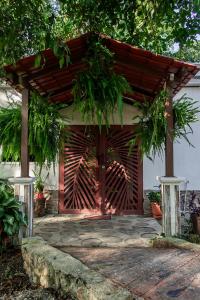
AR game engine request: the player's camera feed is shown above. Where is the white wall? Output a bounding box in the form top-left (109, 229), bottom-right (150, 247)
top-left (60, 102), bottom-right (140, 125)
top-left (0, 84), bottom-right (20, 106)
top-left (0, 162), bottom-right (59, 190)
top-left (143, 84), bottom-right (200, 190)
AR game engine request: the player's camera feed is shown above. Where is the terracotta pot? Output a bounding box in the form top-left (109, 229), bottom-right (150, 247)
top-left (151, 202), bottom-right (162, 219)
top-left (36, 192), bottom-right (45, 200)
top-left (34, 198), bottom-right (46, 217)
top-left (191, 214), bottom-right (200, 235)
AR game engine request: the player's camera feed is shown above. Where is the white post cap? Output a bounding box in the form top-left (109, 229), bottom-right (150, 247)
top-left (159, 176), bottom-right (185, 185)
top-left (8, 177), bottom-right (35, 185)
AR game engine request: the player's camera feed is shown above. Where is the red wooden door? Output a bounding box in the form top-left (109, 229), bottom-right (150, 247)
top-left (59, 126), bottom-right (100, 214)
top-left (104, 126), bottom-right (143, 215)
top-left (59, 126), bottom-right (143, 215)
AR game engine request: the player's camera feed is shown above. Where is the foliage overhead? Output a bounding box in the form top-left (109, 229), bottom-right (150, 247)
top-left (0, 0), bottom-right (199, 71)
top-left (129, 92), bottom-right (200, 159)
top-left (60, 0), bottom-right (200, 53)
top-left (0, 0), bottom-right (71, 74)
top-left (72, 36), bottom-right (131, 128)
top-left (172, 41), bottom-right (200, 62)
top-left (0, 92), bottom-right (67, 170)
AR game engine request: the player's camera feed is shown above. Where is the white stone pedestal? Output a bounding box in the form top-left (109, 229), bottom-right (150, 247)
top-left (9, 177), bottom-right (35, 238)
top-left (159, 177), bottom-right (185, 236)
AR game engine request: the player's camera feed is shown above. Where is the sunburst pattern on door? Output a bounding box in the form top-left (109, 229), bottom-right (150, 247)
top-left (60, 126), bottom-right (99, 213)
top-left (59, 126), bottom-right (143, 215)
top-left (105, 127), bottom-right (143, 214)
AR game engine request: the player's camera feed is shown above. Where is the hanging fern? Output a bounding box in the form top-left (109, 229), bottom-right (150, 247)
top-left (72, 35), bottom-right (132, 129)
top-left (0, 92), bottom-right (67, 170)
top-left (28, 92), bottom-right (67, 170)
top-left (0, 103), bottom-right (21, 161)
top-left (129, 91), bottom-right (199, 159)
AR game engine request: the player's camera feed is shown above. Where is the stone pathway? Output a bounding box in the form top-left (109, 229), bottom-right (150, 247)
top-left (34, 215), bottom-right (161, 247)
top-left (33, 215), bottom-right (200, 299)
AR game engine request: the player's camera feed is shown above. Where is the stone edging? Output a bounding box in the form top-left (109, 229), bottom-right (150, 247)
top-left (22, 236), bottom-right (142, 300)
top-left (152, 236), bottom-right (200, 252)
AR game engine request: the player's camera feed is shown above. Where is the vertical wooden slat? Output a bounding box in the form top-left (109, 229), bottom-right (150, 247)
top-left (137, 157), bottom-right (144, 214)
top-left (96, 127), bottom-right (106, 215)
top-left (21, 88), bottom-right (29, 177)
top-left (59, 150), bottom-right (65, 213)
top-left (165, 83), bottom-right (174, 177)
top-left (104, 126), bottom-right (143, 214)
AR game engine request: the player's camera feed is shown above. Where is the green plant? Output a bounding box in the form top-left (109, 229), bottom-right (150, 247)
top-left (148, 191), bottom-right (161, 204)
top-left (129, 91), bottom-right (199, 159)
top-left (0, 103), bottom-right (21, 161)
top-left (33, 170), bottom-right (49, 193)
top-left (34, 177), bottom-right (44, 194)
top-left (0, 179), bottom-right (26, 249)
top-left (28, 92), bottom-right (67, 169)
top-left (173, 96), bottom-right (199, 144)
top-left (72, 35), bottom-right (132, 129)
top-left (0, 92), bottom-right (68, 170)
top-left (187, 234), bottom-right (200, 244)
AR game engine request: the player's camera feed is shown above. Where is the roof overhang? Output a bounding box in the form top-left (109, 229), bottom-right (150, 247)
top-left (3, 32), bottom-right (199, 104)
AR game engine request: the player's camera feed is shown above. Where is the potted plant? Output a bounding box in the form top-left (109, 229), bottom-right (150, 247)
top-left (34, 172), bottom-right (46, 217)
top-left (148, 191), bottom-right (162, 219)
top-left (191, 209), bottom-right (200, 235)
top-left (35, 175), bottom-right (45, 200)
top-left (189, 191), bottom-right (200, 235)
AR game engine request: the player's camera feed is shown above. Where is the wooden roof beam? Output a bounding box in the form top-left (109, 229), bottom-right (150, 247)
top-left (24, 61), bottom-right (86, 83)
top-left (115, 60), bottom-right (168, 79)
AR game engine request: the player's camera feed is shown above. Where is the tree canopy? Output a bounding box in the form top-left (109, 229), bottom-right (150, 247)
top-left (0, 0), bottom-right (199, 70)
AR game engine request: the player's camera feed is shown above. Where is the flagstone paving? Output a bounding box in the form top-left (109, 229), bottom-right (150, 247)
top-left (33, 215), bottom-right (200, 299)
top-left (34, 215), bottom-right (161, 247)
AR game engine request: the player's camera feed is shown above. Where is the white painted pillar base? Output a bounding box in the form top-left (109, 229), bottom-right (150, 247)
top-left (159, 177), bottom-right (185, 237)
top-left (9, 177), bottom-right (35, 238)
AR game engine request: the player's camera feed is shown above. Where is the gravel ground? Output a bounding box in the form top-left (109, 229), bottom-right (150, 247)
top-left (0, 248), bottom-right (74, 300)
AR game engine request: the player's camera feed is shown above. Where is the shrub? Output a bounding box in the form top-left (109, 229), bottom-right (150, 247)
top-left (0, 179), bottom-right (26, 249)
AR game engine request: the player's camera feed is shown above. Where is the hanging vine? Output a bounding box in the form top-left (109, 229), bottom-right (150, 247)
top-left (0, 92), bottom-right (68, 170)
top-left (72, 35), bottom-right (132, 129)
top-left (129, 91), bottom-right (199, 159)
top-left (28, 92), bottom-right (67, 170)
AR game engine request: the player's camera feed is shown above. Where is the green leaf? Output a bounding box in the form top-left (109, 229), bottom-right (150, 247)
top-left (34, 54), bottom-right (42, 68)
top-left (59, 56), bottom-right (65, 68)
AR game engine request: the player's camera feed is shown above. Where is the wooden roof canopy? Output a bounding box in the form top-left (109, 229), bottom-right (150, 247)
top-left (4, 32), bottom-right (199, 104)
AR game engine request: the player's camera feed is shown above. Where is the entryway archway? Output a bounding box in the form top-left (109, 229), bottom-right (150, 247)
top-left (59, 125), bottom-right (143, 215)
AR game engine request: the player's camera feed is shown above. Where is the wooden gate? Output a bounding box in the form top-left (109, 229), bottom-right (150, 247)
top-left (59, 126), bottom-right (143, 215)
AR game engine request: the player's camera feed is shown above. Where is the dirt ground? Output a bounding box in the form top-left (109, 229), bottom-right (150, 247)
top-left (0, 248), bottom-right (74, 300)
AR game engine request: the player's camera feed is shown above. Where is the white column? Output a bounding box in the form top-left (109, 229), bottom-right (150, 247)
top-left (9, 177), bottom-right (35, 238)
top-left (159, 177), bottom-right (185, 236)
